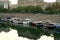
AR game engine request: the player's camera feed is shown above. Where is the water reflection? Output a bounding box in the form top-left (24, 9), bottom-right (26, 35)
top-left (17, 28), bottom-right (54, 40)
top-left (0, 29), bottom-right (31, 40)
top-left (0, 29), bottom-right (54, 40)
top-left (0, 23), bottom-right (55, 40)
top-left (38, 35), bottom-right (54, 40)
top-left (0, 27), bottom-right (10, 32)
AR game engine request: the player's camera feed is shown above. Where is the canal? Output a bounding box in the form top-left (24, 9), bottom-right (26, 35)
top-left (0, 22), bottom-right (59, 40)
top-left (0, 28), bottom-right (54, 40)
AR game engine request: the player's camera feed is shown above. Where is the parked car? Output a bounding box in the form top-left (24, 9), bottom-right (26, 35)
top-left (43, 20), bottom-right (53, 27)
top-left (43, 20), bottom-right (56, 29)
top-left (29, 21), bottom-right (43, 27)
top-left (3, 17), bottom-right (11, 21)
top-left (47, 23), bottom-right (56, 30)
top-left (9, 17), bottom-right (21, 24)
top-left (55, 23), bottom-right (60, 29)
top-left (0, 17), bottom-right (4, 23)
top-left (19, 19), bottom-right (33, 25)
top-left (54, 23), bottom-right (60, 33)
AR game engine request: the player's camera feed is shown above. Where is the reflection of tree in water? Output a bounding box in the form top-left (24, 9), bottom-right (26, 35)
top-left (0, 23), bottom-right (10, 32)
top-left (16, 26), bottom-right (55, 40)
top-left (54, 29), bottom-right (60, 40)
top-left (0, 28), bottom-right (10, 32)
top-left (2, 28), bottom-right (10, 32)
top-left (0, 22), bottom-right (59, 40)
top-left (54, 31), bottom-right (60, 40)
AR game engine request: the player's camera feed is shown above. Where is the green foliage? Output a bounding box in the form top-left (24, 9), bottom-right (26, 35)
top-left (0, 5), bottom-right (8, 13)
top-left (54, 8), bottom-right (60, 13)
top-left (44, 3), bottom-right (60, 14)
top-left (11, 6), bottom-right (43, 13)
top-left (44, 5), bottom-right (55, 14)
top-left (34, 6), bottom-right (43, 13)
top-left (0, 5), bottom-right (4, 12)
top-left (0, 3), bottom-right (60, 14)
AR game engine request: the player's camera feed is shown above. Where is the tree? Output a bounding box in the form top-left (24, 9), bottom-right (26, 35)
top-left (34, 6), bottom-right (43, 13)
top-left (52, 2), bottom-right (60, 14)
top-left (11, 6), bottom-right (43, 13)
top-left (0, 5), bottom-right (4, 12)
top-left (44, 5), bottom-right (55, 14)
top-left (25, 6), bottom-right (35, 13)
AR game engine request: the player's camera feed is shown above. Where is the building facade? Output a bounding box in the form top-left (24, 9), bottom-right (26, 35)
top-left (4, 0), bottom-right (9, 9)
top-left (56, 0), bottom-right (60, 2)
top-left (0, 0), bottom-right (4, 6)
top-left (18, 0), bottom-right (44, 6)
top-left (0, 0), bottom-right (9, 9)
